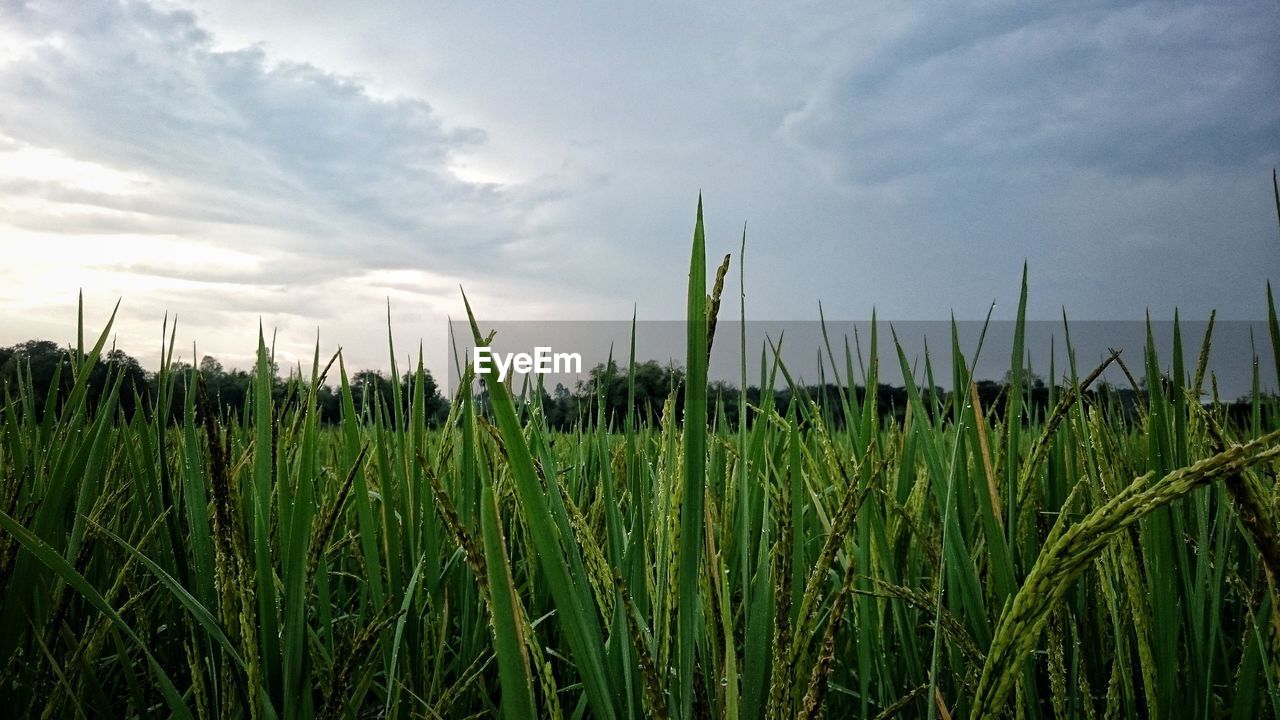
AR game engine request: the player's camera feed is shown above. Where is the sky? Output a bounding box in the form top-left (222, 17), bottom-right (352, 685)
top-left (0, 0), bottom-right (1276, 376)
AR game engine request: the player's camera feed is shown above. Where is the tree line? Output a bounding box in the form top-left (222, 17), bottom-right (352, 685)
top-left (0, 339), bottom-right (447, 426)
top-left (4, 337), bottom-right (1260, 430)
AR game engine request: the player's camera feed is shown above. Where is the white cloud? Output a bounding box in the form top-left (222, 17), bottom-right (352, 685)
top-left (0, 0), bottom-right (627, 371)
top-left (0, 1), bottom-right (586, 268)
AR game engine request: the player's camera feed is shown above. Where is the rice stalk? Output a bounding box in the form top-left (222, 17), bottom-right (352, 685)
top-left (971, 428), bottom-right (1280, 717)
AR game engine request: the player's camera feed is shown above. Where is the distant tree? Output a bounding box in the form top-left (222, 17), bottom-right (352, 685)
top-left (190, 355), bottom-right (251, 422)
top-left (0, 340), bottom-right (151, 420)
top-left (576, 359), bottom-right (685, 427)
top-left (95, 348), bottom-right (149, 416)
top-left (352, 370), bottom-right (395, 422)
top-left (1, 340), bottom-right (67, 404)
top-left (315, 383), bottom-right (341, 423)
top-left (708, 380), bottom-right (740, 427)
top-left (346, 368), bottom-right (447, 427)
top-left (1002, 368), bottom-right (1046, 390)
top-left (537, 382), bottom-right (577, 429)
top-left (400, 369), bottom-right (449, 427)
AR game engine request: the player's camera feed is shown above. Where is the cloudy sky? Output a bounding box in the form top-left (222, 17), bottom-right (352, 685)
top-left (0, 0), bottom-right (1276, 375)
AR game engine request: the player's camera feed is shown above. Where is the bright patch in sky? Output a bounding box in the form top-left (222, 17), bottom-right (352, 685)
top-left (0, 140), bottom-right (149, 195)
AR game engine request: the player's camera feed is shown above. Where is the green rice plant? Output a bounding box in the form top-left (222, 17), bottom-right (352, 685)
top-left (676, 196), bottom-right (709, 720)
top-left (461, 292), bottom-right (617, 720)
top-left (1, 197), bottom-right (1279, 719)
top-left (971, 428), bottom-right (1280, 718)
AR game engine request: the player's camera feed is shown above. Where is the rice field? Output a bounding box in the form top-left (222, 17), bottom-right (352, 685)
top-left (3, 202), bottom-right (1280, 719)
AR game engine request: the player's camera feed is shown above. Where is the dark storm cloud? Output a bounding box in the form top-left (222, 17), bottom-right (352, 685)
top-left (780, 1), bottom-right (1278, 187)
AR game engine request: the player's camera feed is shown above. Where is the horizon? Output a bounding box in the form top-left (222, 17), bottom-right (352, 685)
top-left (6, 315), bottom-right (1275, 403)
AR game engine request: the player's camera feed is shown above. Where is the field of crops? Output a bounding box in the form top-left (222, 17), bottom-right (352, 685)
top-left (3, 204), bottom-right (1280, 719)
